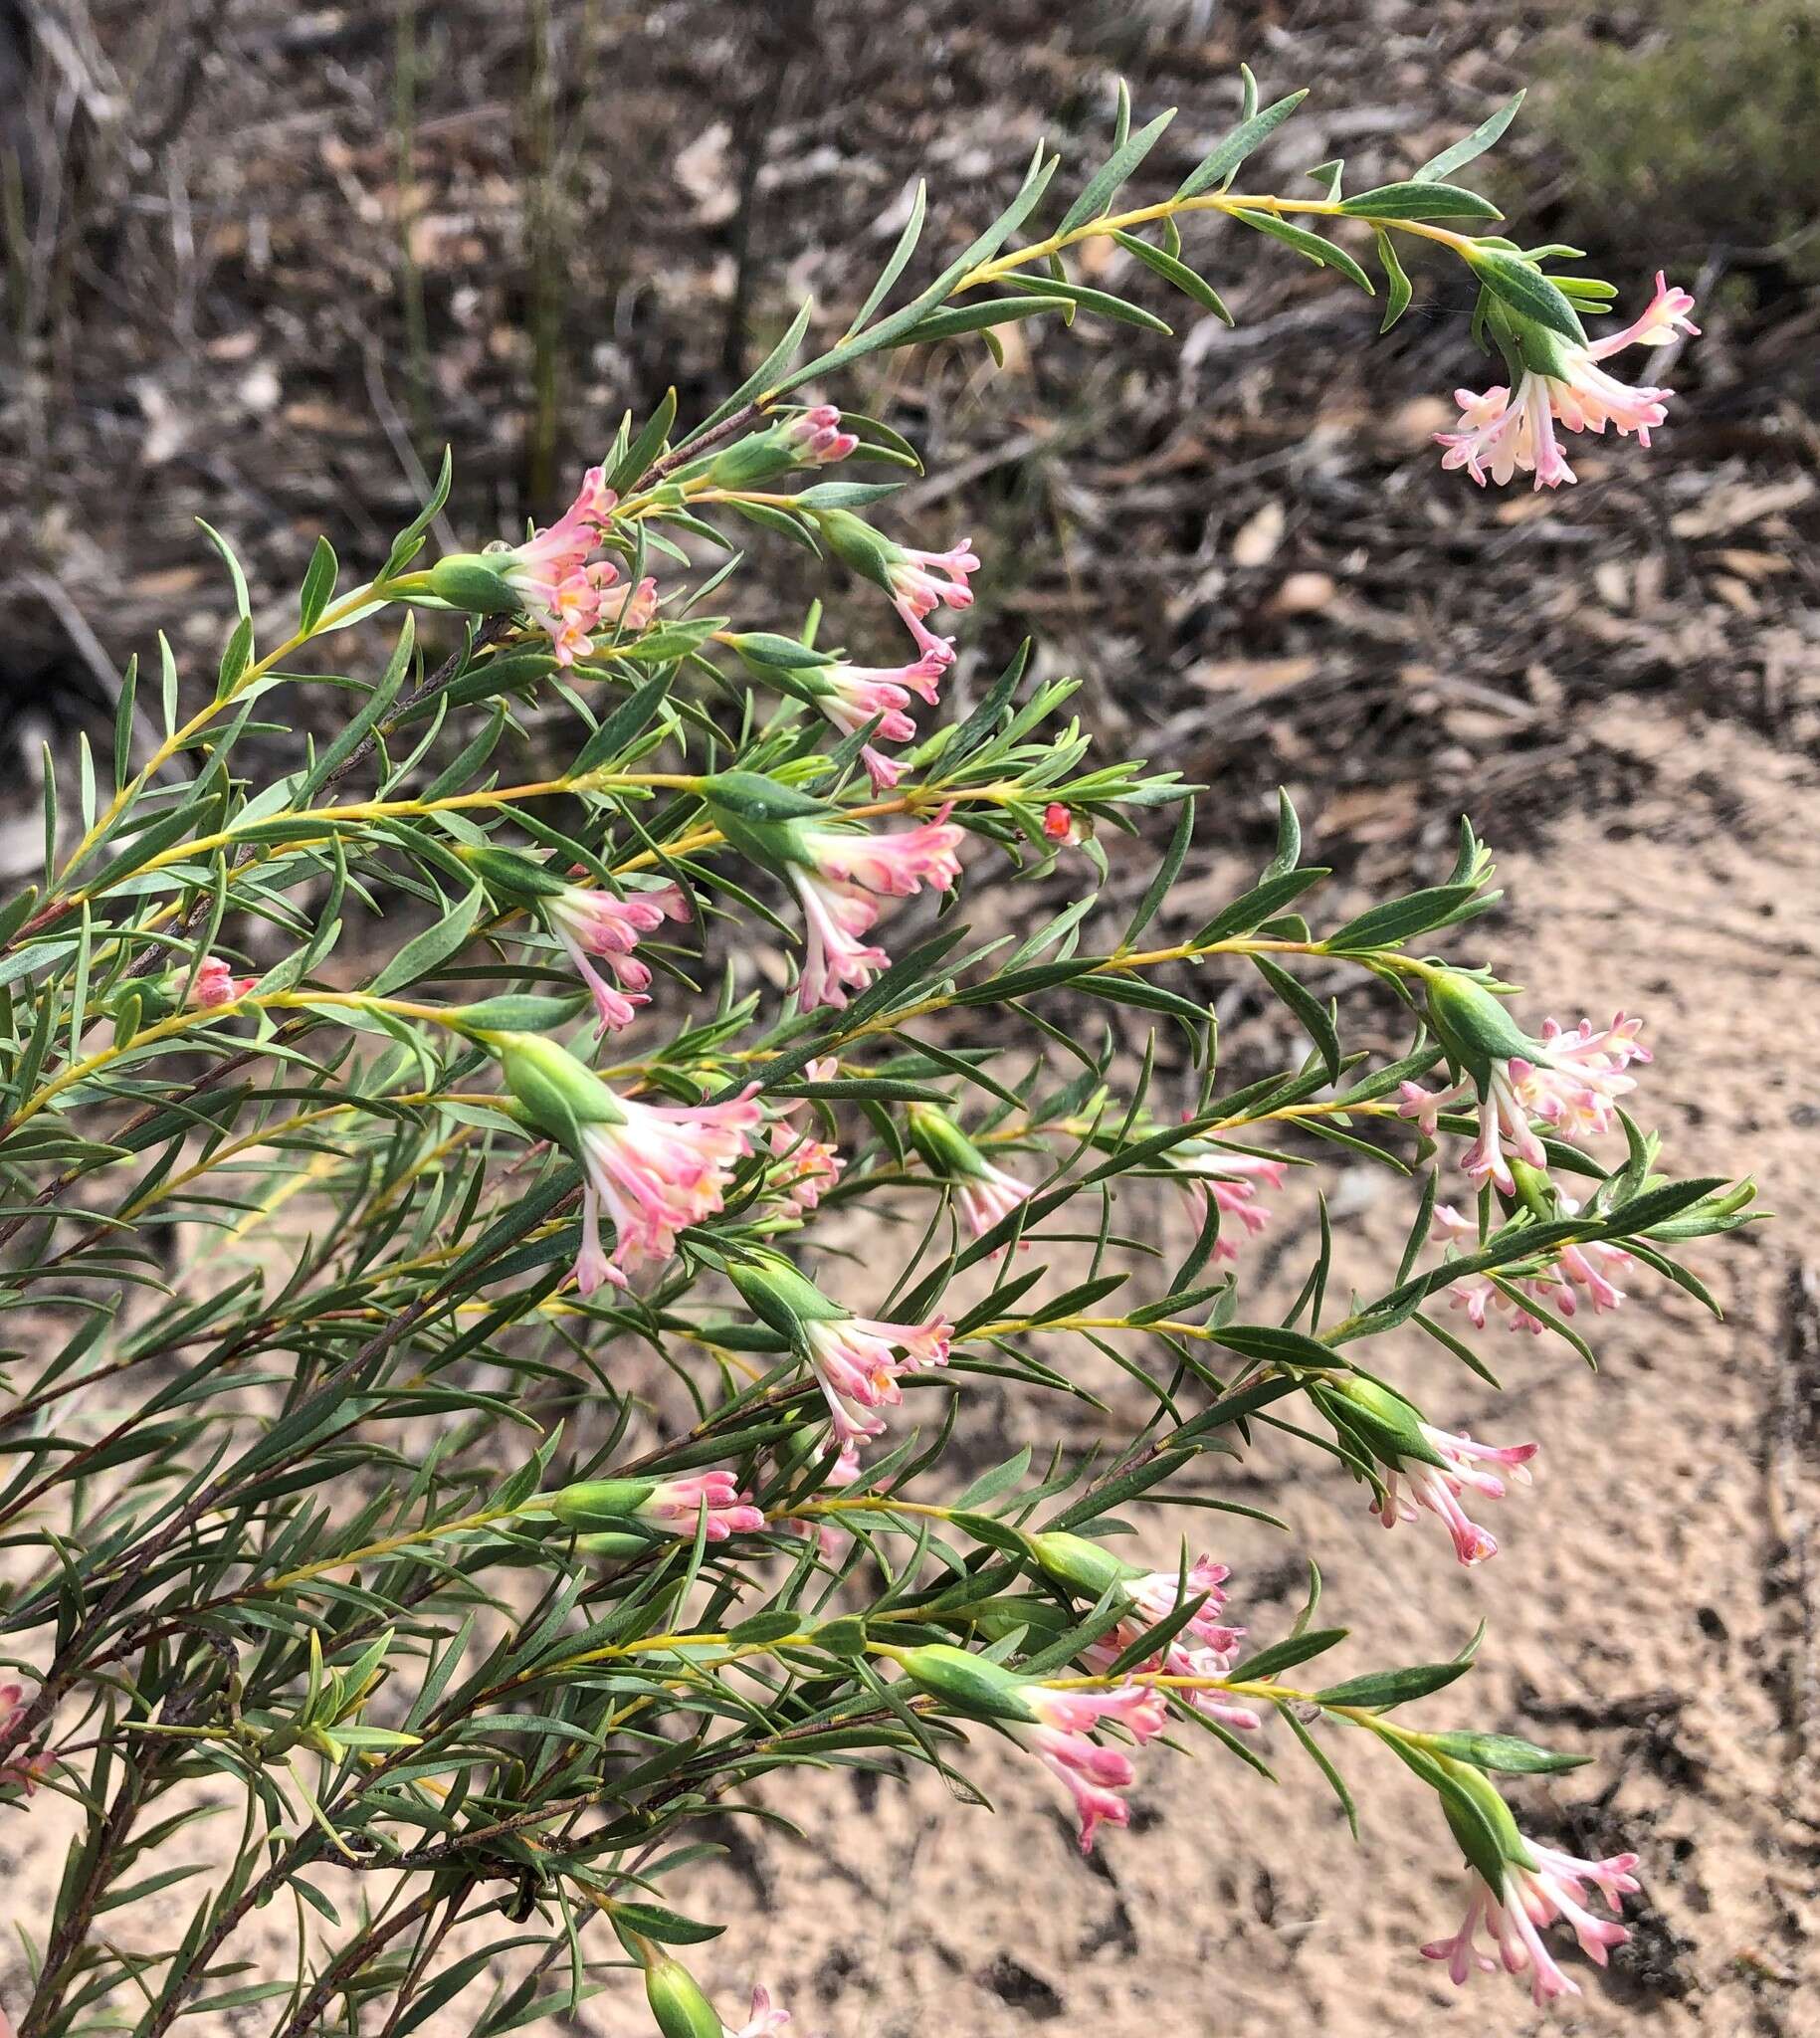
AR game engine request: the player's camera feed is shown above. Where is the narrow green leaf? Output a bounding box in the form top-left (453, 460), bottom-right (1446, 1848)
top-left (1175, 91), bottom-right (1309, 200)
top-left (1232, 210), bottom-right (1374, 295)
top-left (1057, 107), bottom-right (1176, 237)
top-left (1412, 91), bottom-right (1525, 182)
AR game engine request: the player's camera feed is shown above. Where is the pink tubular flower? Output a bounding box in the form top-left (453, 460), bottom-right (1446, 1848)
top-left (788, 812), bottom-right (965, 1011)
top-left (887, 535), bottom-right (977, 660)
top-left (816, 643), bottom-right (952, 791)
top-left (1024, 1683), bottom-right (1168, 1853)
top-left (1436, 274), bottom-right (1698, 490)
top-left (1042, 802), bottom-right (1085, 847)
top-left (802, 1310), bottom-right (950, 1448)
top-left (188, 956), bottom-right (256, 1008)
top-left (1370, 1421), bottom-right (1538, 1566)
top-left (491, 465), bottom-right (621, 665)
top-left (545, 881), bottom-right (692, 1034)
top-left (1400, 1064), bottom-right (1543, 1197)
top-left (1082, 1557), bottom-right (1261, 1735)
top-left (779, 403), bottom-right (858, 468)
top-left (1174, 1147), bottom-right (1287, 1262)
top-left (573, 1087), bottom-right (762, 1295)
top-left (598, 573), bottom-right (659, 636)
top-left (1399, 1012), bottom-right (1650, 1194)
top-left (1434, 1202), bottom-right (1631, 1335)
top-left (1423, 1830), bottom-right (1641, 2007)
top-left (952, 1156), bottom-right (1031, 1240)
top-left (0, 1683), bottom-right (51, 1794)
top-left (642, 1471), bottom-right (766, 1542)
top-left (767, 1116), bottom-right (844, 1214)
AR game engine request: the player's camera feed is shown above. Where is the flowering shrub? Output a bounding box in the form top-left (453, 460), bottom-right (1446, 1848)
top-left (0, 75), bottom-right (1752, 2036)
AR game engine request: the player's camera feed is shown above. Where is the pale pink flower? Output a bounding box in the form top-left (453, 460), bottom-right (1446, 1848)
top-left (598, 573), bottom-right (659, 636)
top-left (1423, 1831), bottom-right (1641, 2006)
top-left (493, 466), bottom-right (620, 664)
top-left (573, 1087), bottom-right (762, 1294)
top-left (1370, 1421), bottom-right (1538, 1566)
top-left (642, 1471), bottom-right (765, 1542)
top-left (1399, 1012), bottom-right (1649, 1194)
top-left (1590, 272), bottom-right (1700, 353)
top-left (546, 881), bottom-right (691, 1034)
top-left (1174, 1148), bottom-right (1287, 1262)
top-left (1436, 275), bottom-right (1697, 490)
top-left (1519, 1014), bottom-right (1651, 1141)
top-left (1400, 1064), bottom-right (1544, 1196)
top-left (952, 1155), bottom-right (1031, 1240)
top-left (1023, 1683), bottom-right (1168, 1853)
top-left (188, 956), bottom-right (256, 1008)
top-left (1435, 1201), bottom-right (1630, 1334)
top-left (887, 535), bottom-right (977, 659)
top-left (1082, 1557), bottom-right (1261, 1735)
top-left (788, 813), bottom-right (965, 1010)
top-left (0, 1683), bottom-right (51, 1794)
top-left (802, 1311), bottom-right (950, 1447)
top-left (767, 1120), bottom-right (844, 1214)
top-left (816, 643), bottom-right (951, 791)
top-left (779, 403), bottom-right (858, 468)
top-left (724, 1983), bottom-right (795, 2037)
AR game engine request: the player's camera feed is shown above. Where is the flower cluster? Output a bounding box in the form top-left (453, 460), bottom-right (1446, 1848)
top-left (1401, 988), bottom-right (1652, 1196)
top-left (546, 880), bottom-right (693, 1034)
top-left (1081, 1554), bottom-right (1261, 1734)
top-left (1435, 1199), bottom-right (1632, 1335)
top-left (551, 1470), bottom-right (764, 1544)
top-left (480, 466), bottom-right (642, 666)
top-left (1423, 1792), bottom-right (1642, 2007)
top-left (1437, 273), bottom-right (1698, 490)
top-left (786, 814), bottom-right (965, 1011)
top-left (1169, 1141), bottom-right (1286, 1261)
top-left (1321, 1376), bottom-right (1538, 1567)
top-left (1022, 1682), bottom-right (1169, 1852)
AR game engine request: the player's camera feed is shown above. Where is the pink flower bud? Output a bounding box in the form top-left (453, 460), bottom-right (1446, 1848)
top-left (187, 956), bottom-right (256, 1009)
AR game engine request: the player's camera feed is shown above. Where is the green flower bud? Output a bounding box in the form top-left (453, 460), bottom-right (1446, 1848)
top-left (643, 1956), bottom-right (722, 2038)
top-left (1026, 1530), bottom-right (1144, 1601)
top-left (455, 842), bottom-right (568, 902)
top-left (725, 632), bottom-right (838, 678)
top-left (905, 1103), bottom-right (994, 1184)
top-left (485, 1031), bottom-right (624, 1153)
top-left (573, 1528), bottom-right (661, 1559)
top-left (1322, 1375), bottom-right (1446, 1470)
top-left (1433, 1752), bottom-right (1532, 1878)
top-left (725, 1249), bottom-right (848, 1344)
top-left (699, 770), bottom-right (834, 871)
top-left (707, 428), bottom-right (798, 489)
top-left (1426, 970), bottom-right (1533, 1081)
top-left (894, 1642), bottom-right (1038, 1725)
top-left (427, 553), bottom-right (523, 616)
top-left (547, 1478), bottom-right (659, 1532)
top-left (808, 506), bottom-right (899, 590)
